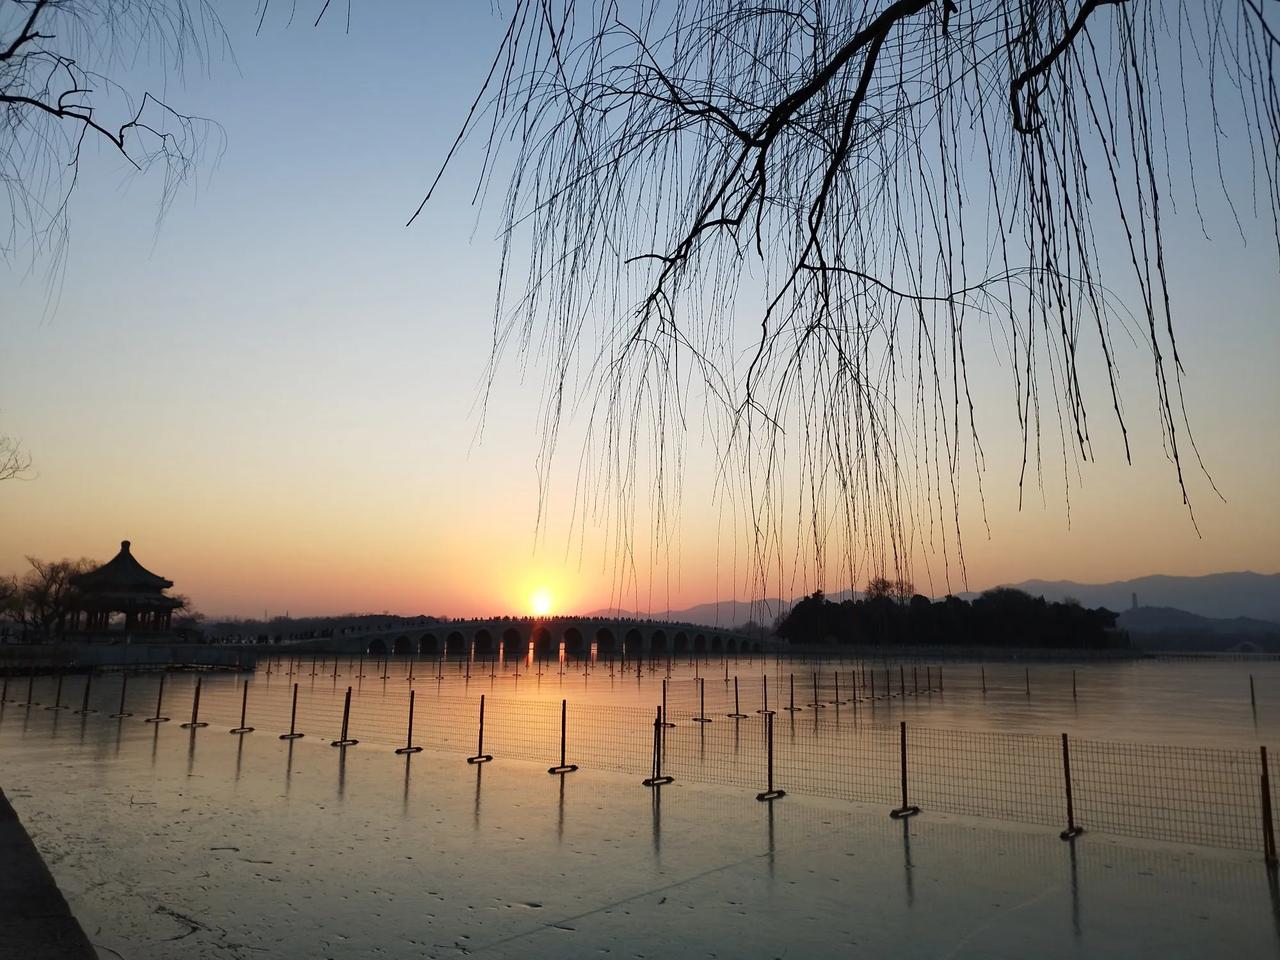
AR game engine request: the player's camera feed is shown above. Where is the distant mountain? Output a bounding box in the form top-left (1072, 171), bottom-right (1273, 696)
top-left (987, 572), bottom-right (1280, 622)
top-left (592, 571), bottom-right (1280, 628)
top-left (1118, 606), bottom-right (1280, 636)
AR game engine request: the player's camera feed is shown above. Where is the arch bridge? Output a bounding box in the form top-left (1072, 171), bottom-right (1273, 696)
top-left (287, 616), bottom-right (771, 661)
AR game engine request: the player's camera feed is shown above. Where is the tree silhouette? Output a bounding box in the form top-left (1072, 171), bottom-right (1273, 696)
top-left (426, 0), bottom-right (1278, 597)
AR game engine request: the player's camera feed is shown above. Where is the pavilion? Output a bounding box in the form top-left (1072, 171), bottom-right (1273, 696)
top-left (72, 540), bottom-right (182, 635)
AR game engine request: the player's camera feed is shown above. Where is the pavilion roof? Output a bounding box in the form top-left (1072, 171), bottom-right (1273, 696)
top-left (74, 541), bottom-right (174, 594)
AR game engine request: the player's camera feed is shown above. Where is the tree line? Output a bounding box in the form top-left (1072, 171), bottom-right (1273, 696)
top-left (0, 556), bottom-right (196, 641)
top-left (774, 580), bottom-right (1124, 650)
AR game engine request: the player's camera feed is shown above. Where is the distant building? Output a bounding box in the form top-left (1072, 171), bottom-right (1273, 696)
top-left (71, 540), bottom-right (182, 637)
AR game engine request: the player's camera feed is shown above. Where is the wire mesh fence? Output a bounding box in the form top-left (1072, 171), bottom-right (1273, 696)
top-left (4, 668), bottom-right (1278, 860)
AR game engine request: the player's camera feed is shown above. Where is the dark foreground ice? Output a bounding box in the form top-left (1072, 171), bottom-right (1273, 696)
top-left (1, 703), bottom-right (1277, 959)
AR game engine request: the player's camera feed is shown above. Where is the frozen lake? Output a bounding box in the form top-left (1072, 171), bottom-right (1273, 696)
top-left (2, 654), bottom-right (1279, 958)
top-left (1, 702), bottom-right (1278, 959)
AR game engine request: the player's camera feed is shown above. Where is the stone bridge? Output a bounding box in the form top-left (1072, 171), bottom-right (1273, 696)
top-left (286, 617), bottom-right (772, 661)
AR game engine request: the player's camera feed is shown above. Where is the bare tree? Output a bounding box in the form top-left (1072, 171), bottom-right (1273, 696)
top-left (426, 1), bottom-right (1279, 601)
top-left (11, 555), bottom-right (97, 637)
top-left (0, 433), bottom-right (29, 481)
top-left (1, 1), bottom-right (225, 272)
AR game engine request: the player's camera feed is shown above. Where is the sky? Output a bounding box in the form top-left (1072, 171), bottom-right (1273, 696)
top-left (1, 3), bottom-right (1277, 621)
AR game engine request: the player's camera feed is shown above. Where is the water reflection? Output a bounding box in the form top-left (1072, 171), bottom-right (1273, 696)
top-left (473, 763), bottom-right (484, 831)
top-left (1068, 836), bottom-right (1081, 937)
top-left (900, 818), bottom-right (915, 907)
top-left (650, 784), bottom-right (662, 860)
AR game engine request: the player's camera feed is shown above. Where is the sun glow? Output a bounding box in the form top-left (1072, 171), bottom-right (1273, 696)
top-left (530, 588), bottom-right (554, 616)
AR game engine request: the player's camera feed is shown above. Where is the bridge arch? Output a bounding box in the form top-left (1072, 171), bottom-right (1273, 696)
top-left (623, 628), bottom-right (643, 660)
top-left (693, 633), bottom-right (706, 654)
top-left (532, 625), bottom-right (554, 660)
top-left (673, 631), bottom-right (689, 655)
top-left (419, 633), bottom-right (438, 655)
top-left (595, 627), bottom-right (616, 658)
top-left (474, 629), bottom-right (494, 657)
top-left (368, 637), bottom-right (387, 656)
top-left (726, 638), bottom-right (738, 654)
top-left (392, 636), bottom-right (411, 656)
top-left (501, 627), bottom-right (524, 663)
top-left (710, 635), bottom-right (723, 653)
top-left (446, 631), bottom-right (466, 657)
top-left (563, 627), bottom-right (584, 658)
top-left (651, 629), bottom-right (667, 655)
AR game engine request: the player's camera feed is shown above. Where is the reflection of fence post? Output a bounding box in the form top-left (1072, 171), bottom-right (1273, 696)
top-left (75, 673), bottom-right (95, 715)
top-left (1261, 746), bottom-right (1278, 865)
top-left (230, 679), bottom-right (255, 734)
top-left (331, 686), bottom-right (359, 747)
top-left (181, 678), bottom-right (209, 728)
top-left (396, 689), bottom-right (423, 755)
top-left (643, 706), bottom-right (674, 786)
top-left (981, 665), bottom-right (986, 694)
top-left (756, 712), bottom-right (786, 801)
top-left (694, 677), bottom-right (712, 723)
top-left (110, 673), bottom-right (132, 718)
top-left (19, 672), bottom-right (34, 707)
top-left (467, 694), bottom-right (493, 763)
top-left (1072, 670), bottom-right (1078, 701)
top-left (938, 667), bottom-right (943, 695)
top-left (280, 683), bottom-right (304, 740)
top-left (1059, 733), bottom-right (1084, 840)
top-left (1025, 668), bottom-right (1031, 698)
top-left (145, 674), bottom-right (170, 723)
top-left (728, 676), bottom-right (747, 718)
top-left (889, 721), bottom-right (920, 818)
top-left (548, 699), bottom-right (578, 773)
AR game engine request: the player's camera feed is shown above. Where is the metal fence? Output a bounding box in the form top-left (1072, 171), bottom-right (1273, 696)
top-left (3, 669), bottom-right (1276, 862)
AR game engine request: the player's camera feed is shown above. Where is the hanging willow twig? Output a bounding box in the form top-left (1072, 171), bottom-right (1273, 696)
top-left (419, 1), bottom-right (1277, 607)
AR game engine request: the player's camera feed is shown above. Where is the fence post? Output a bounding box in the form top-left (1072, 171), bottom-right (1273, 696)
top-left (548, 699), bottom-right (579, 773)
top-left (728, 676), bottom-right (747, 718)
top-left (692, 677), bottom-right (713, 723)
top-left (20, 671), bottom-right (34, 707)
top-left (642, 705), bottom-right (674, 786)
top-left (396, 689), bottom-right (423, 755)
top-left (899, 665), bottom-right (905, 697)
top-left (145, 674), bottom-right (170, 723)
top-left (279, 682), bottom-right (304, 740)
top-left (889, 721), bottom-right (920, 818)
top-left (1261, 746), bottom-right (1277, 866)
top-left (45, 672), bottom-right (67, 711)
top-left (181, 678), bottom-right (209, 728)
top-left (230, 679), bottom-right (255, 734)
top-left (467, 694), bottom-right (493, 763)
top-left (784, 673), bottom-right (801, 712)
top-left (331, 686), bottom-right (359, 747)
top-left (1025, 667), bottom-right (1031, 698)
top-left (1251, 675), bottom-right (1258, 712)
top-left (110, 673), bottom-right (132, 718)
top-left (808, 672), bottom-right (825, 708)
top-left (1059, 733), bottom-right (1084, 840)
top-left (756, 675), bottom-right (775, 716)
top-left (75, 673), bottom-right (95, 715)
top-left (660, 678), bottom-right (676, 727)
top-left (980, 664), bottom-right (986, 694)
top-left (756, 712), bottom-right (786, 801)
top-left (1072, 670), bottom-right (1078, 701)
top-left (938, 667), bottom-right (943, 695)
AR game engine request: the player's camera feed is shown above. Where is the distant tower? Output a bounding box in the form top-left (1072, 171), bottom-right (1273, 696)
top-left (1131, 592), bottom-right (1138, 610)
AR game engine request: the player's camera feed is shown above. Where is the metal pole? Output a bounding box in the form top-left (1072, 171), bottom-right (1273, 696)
top-left (75, 673), bottom-right (95, 715)
top-left (660, 678), bottom-right (675, 726)
top-left (230, 678), bottom-right (254, 733)
top-left (889, 720), bottom-right (919, 818)
top-left (1059, 733), bottom-right (1084, 840)
top-left (279, 682), bottom-right (304, 739)
top-left (396, 689), bottom-right (423, 754)
top-left (981, 664), bottom-right (986, 694)
top-left (145, 674), bottom-right (170, 723)
top-left (756, 712), bottom-right (785, 801)
top-left (757, 674), bottom-right (774, 715)
top-left (694, 677), bottom-right (712, 723)
top-left (548, 698), bottom-right (578, 773)
top-left (1262, 746), bottom-right (1277, 866)
top-left (332, 686), bottom-right (358, 746)
top-left (181, 678), bottom-right (208, 728)
top-left (643, 705), bottom-right (673, 786)
top-left (110, 673), bottom-right (132, 718)
top-left (728, 676), bottom-right (747, 718)
top-left (46, 672), bottom-right (66, 710)
top-left (785, 673), bottom-right (800, 711)
top-left (467, 694), bottom-right (492, 763)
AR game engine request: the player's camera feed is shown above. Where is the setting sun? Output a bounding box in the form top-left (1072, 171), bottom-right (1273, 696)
top-left (530, 588), bottom-right (554, 616)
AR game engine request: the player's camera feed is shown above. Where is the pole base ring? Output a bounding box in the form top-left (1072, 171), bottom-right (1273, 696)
top-left (693, 717), bottom-right (713, 723)
top-left (1059, 826), bottom-right (1084, 841)
top-left (890, 805), bottom-right (921, 819)
top-left (548, 764), bottom-right (578, 774)
top-left (279, 732), bottom-right (305, 740)
top-left (726, 712), bottom-right (748, 719)
top-left (109, 712), bottom-right (133, 719)
top-left (755, 709), bottom-right (775, 716)
top-left (230, 727), bottom-right (255, 734)
top-left (396, 745), bottom-right (424, 755)
top-left (642, 775), bottom-right (674, 786)
top-left (44, 705), bottom-right (68, 711)
top-left (659, 721), bottom-right (676, 728)
top-left (331, 738), bottom-right (359, 747)
top-left (467, 754), bottom-right (493, 764)
top-left (145, 717), bottom-right (170, 723)
top-left (74, 709), bottom-right (98, 715)
top-left (756, 789), bottom-right (786, 802)
top-left (180, 721), bottom-right (209, 729)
